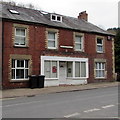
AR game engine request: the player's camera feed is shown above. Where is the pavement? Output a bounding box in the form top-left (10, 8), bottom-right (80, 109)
top-left (0, 81), bottom-right (119, 99)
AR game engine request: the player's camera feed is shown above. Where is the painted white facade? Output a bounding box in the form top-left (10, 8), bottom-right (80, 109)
top-left (41, 56), bottom-right (89, 87)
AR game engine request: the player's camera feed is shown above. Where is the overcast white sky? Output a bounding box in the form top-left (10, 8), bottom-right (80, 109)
top-left (4, 0), bottom-right (119, 30)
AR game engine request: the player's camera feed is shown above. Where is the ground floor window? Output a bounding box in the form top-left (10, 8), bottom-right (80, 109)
top-left (75, 62), bottom-right (86, 77)
top-left (44, 60), bottom-right (58, 78)
top-left (95, 62), bottom-right (105, 78)
top-left (11, 59), bottom-right (29, 80)
top-left (67, 62), bottom-right (73, 77)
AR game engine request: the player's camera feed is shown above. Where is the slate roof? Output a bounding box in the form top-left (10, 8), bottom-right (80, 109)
top-left (0, 3), bottom-right (113, 36)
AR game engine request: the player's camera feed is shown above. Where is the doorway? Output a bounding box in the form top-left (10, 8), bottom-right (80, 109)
top-left (59, 61), bottom-right (66, 85)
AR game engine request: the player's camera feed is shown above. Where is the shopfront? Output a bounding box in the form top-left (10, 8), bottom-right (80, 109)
top-left (41, 56), bottom-right (89, 86)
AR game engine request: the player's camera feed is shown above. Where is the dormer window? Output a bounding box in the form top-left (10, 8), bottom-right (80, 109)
top-left (51, 14), bottom-right (62, 22)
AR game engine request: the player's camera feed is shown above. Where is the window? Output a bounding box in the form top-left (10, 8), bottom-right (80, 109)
top-left (11, 60), bottom-right (29, 80)
top-left (67, 62), bottom-right (73, 77)
top-left (44, 61), bottom-right (58, 78)
top-left (51, 14), bottom-right (62, 22)
top-left (75, 62), bottom-right (86, 78)
top-left (74, 34), bottom-right (84, 51)
top-left (48, 32), bottom-right (57, 49)
top-left (9, 9), bottom-right (19, 14)
top-left (96, 37), bottom-right (104, 53)
top-left (14, 27), bottom-right (26, 46)
top-left (95, 62), bottom-right (105, 78)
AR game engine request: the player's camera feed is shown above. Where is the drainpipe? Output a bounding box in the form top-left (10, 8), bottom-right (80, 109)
top-left (1, 21), bottom-right (4, 89)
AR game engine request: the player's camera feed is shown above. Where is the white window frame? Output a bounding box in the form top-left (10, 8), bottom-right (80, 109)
top-left (96, 37), bottom-right (104, 53)
top-left (74, 33), bottom-right (84, 52)
top-left (14, 27), bottom-right (26, 47)
top-left (44, 60), bottom-right (58, 79)
top-left (75, 35), bottom-right (84, 51)
top-left (11, 59), bottom-right (29, 81)
top-left (95, 62), bottom-right (105, 78)
top-left (47, 31), bottom-right (58, 49)
top-left (51, 14), bottom-right (62, 22)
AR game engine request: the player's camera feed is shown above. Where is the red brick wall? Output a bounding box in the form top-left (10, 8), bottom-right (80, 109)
top-left (2, 21), bottom-right (114, 89)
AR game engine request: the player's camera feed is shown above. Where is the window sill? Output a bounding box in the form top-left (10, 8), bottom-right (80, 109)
top-left (10, 79), bottom-right (29, 82)
top-left (95, 77), bottom-right (106, 79)
top-left (14, 45), bottom-right (29, 48)
top-left (96, 51), bottom-right (104, 54)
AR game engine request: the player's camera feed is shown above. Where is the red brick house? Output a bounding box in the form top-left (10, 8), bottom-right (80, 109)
top-left (1, 3), bottom-right (115, 89)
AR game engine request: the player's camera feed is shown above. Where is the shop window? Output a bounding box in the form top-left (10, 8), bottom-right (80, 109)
top-left (67, 62), bottom-right (73, 77)
top-left (75, 62), bottom-right (86, 78)
top-left (44, 60), bottom-right (58, 78)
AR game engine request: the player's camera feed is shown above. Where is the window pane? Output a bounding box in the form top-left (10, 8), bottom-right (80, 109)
top-left (25, 60), bottom-right (28, 68)
top-left (44, 61), bottom-right (51, 78)
top-left (81, 62), bottom-right (86, 77)
top-left (16, 69), bottom-right (24, 79)
top-left (97, 38), bottom-right (102, 44)
top-left (48, 32), bottom-right (55, 39)
top-left (25, 69), bottom-right (28, 78)
top-left (52, 61), bottom-right (57, 78)
top-left (17, 60), bottom-right (24, 67)
top-left (52, 15), bottom-right (56, 20)
top-left (19, 38), bottom-right (25, 45)
top-left (12, 69), bottom-right (15, 79)
top-left (48, 41), bottom-right (55, 47)
top-left (15, 37), bottom-right (21, 44)
top-left (75, 36), bottom-right (81, 43)
top-left (12, 59), bottom-right (15, 68)
top-left (16, 28), bottom-right (21, 35)
top-left (21, 29), bottom-right (25, 36)
top-left (67, 62), bottom-right (73, 77)
top-left (75, 44), bottom-right (81, 50)
top-left (97, 46), bottom-right (103, 52)
top-left (57, 16), bottom-right (61, 21)
top-left (96, 70), bottom-right (99, 77)
top-left (75, 62), bottom-right (80, 77)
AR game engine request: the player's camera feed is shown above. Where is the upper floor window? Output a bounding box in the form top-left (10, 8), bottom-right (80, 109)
top-left (96, 37), bottom-right (104, 53)
top-left (51, 14), bottom-right (62, 22)
top-left (15, 27), bottom-right (26, 46)
top-left (47, 30), bottom-right (58, 49)
top-left (13, 24), bottom-right (29, 47)
top-left (74, 33), bottom-right (84, 51)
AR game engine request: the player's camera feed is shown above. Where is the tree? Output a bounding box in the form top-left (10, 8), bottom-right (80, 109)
top-left (115, 28), bottom-right (120, 74)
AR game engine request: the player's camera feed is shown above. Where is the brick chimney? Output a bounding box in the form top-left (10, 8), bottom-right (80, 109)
top-left (78, 11), bottom-right (88, 21)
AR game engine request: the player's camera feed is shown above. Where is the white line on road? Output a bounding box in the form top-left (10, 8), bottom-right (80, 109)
top-left (64, 112), bottom-right (80, 118)
top-left (102, 104), bottom-right (115, 109)
top-left (84, 108), bottom-right (101, 113)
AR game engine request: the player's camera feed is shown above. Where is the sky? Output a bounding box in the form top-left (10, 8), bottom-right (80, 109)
top-left (3, 0), bottom-right (119, 30)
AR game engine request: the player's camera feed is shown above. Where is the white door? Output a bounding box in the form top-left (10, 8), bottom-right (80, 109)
top-left (59, 61), bottom-right (66, 85)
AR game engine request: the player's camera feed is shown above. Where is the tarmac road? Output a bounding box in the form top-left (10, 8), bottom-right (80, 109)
top-left (2, 86), bottom-right (119, 119)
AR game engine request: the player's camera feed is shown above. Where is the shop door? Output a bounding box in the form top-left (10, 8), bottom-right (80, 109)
top-left (59, 61), bottom-right (66, 85)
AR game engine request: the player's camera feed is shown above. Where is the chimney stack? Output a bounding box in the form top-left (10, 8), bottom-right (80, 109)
top-left (78, 11), bottom-right (88, 21)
